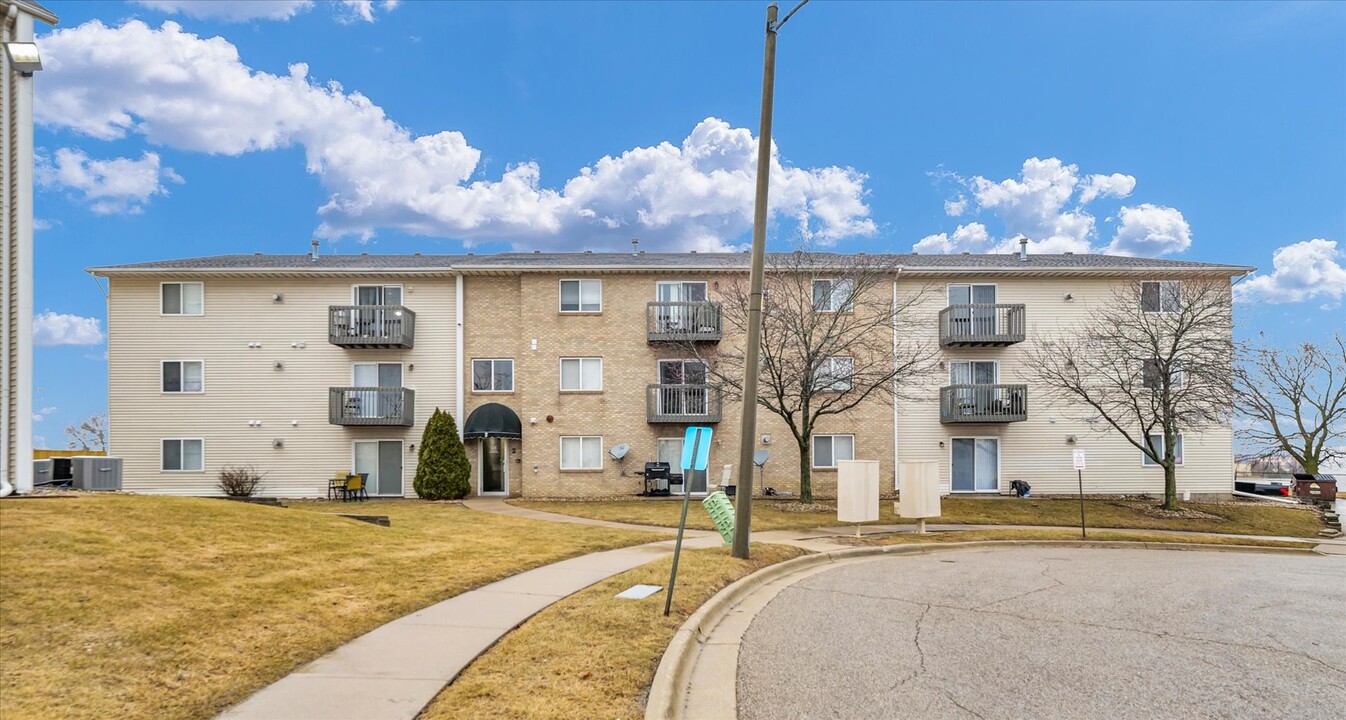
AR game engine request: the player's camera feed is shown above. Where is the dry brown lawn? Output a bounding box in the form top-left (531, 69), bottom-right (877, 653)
top-left (0, 495), bottom-right (659, 720)
top-left (422, 544), bottom-right (807, 720)
top-left (514, 496), bottom-right (1324, 537)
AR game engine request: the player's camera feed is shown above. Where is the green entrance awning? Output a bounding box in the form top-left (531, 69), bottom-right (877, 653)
top-left (462, 403), bottom-right (523, 440)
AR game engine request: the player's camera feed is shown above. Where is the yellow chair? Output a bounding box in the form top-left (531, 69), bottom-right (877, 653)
top-left (342, 473), bottom-right (368, 503)
top-left (328, 471), bottom-right (350, 500)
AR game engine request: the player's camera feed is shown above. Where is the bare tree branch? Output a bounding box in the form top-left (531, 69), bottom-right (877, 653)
top-left (1233, 332), bottom-right (1346, 474)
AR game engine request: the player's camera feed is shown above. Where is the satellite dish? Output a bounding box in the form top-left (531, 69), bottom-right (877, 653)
top-left (609, 443), bottom-right (631, 460)
top-left (753, 450), bottom-right (769, 467)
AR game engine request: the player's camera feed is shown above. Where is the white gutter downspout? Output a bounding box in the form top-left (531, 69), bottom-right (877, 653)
top-left (454, 273), bottom-right (464, 439)
top-left (0, 4), bottom-right (16, 497)
top-left (892, 268), bottom-right (902, 493)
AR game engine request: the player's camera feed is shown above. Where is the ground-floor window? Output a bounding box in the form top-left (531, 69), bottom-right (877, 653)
top-left (354, 440), bottom-right (404, 496)
top-left (812, 434), bottom-right (855, 469)
top-left (951, 437), bottom-right (998, 492)
top-left (1142, 433), bottom-right (1184, 466)
top-left (162, 438), bottom-right (204, 472)
top-left (560, 436), bottom-right (603, 470)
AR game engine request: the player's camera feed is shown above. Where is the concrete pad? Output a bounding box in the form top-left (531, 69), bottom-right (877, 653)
top-left (1314, 543), bottom-right (1346, 555)
top-left (392, 590), bottom-right (556, 630)
top-left (301, 624), bottom-right (502, 680)
top-left (219, 676), bottom-right (446, 720)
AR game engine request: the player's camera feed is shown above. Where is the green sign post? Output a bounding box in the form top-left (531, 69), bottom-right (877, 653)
top-left (664, 426), bottom-right (713, 617)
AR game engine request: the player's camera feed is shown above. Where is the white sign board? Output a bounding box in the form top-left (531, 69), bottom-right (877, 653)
top-left (1073, 450), bottom-right (1087, 470)
top-left (837, 460), bottom-right (880, 524)
top-left (898, 461), bottom-right (941, 519)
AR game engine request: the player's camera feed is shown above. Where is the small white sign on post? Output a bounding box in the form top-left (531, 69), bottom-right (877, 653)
top-left (1073, 449), bottom-right (1087, 470)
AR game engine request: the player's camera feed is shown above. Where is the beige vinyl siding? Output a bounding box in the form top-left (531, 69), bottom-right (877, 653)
top-left (107, 275), bottom-right (456, 497)
top-left (896, 275), bottom-right (1234, 497)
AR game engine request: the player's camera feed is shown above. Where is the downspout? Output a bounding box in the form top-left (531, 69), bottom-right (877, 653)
top-left (7, 4), bottom-right (37, 495)
top-left (892, 268), bottom-right (902, 493)
top-left (0, 4), bottom-right (16, 497)
top-left (454, 273), bottom-right (464, 439)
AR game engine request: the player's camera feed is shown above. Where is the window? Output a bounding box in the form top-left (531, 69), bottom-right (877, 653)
top-left (162, 438), bottom-right (204, 472)
top-left (353, 284), bottom-right (403, 306)
top-left (1142, 358), bottom-right (1184, 390)
top-left (161, 282), bottom-right (204, 315)
top-left (560, 436), bottom-right (603, 470)
top-left (812, 278), bottom-right (854, 312)
top-left (472, 359), bottom-right (514, 392)
top-left (814, 356), bottom-right (854, 391)
top-left (560, 357), bottom-right (602, 391)
top-left (560, 279), bottom-right (602, 312)
top-left (947, 284), bottom-right (998, 337)
top-left (1143, 433), bottom-right (1184, 466)
top-left (812, 434), bottom-right (855, 469)
top-left (1141, 281), bottom-right (1181, 313)
top-left (162, 361), bottom-right (204, 393)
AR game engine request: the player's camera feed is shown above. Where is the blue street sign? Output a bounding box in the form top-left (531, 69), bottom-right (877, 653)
top-left (681, 426), bottom-right (713, 472)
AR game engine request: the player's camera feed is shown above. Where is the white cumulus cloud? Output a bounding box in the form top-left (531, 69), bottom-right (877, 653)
top-left (32, 406), bottom-right (58, 423)
top-left (36, 20), bottom-right (874, 251)
top-left (33, 312), bottom-right (104, 346)
top-left (1237, 239), bottom-right (1346, 304)
top-left (1078, 173), bottom-right (1136, 204)
top-left (34, 435), bottom-right (48, 450)
top-left (37, 148), bottom-right (182, 215)
top-left (913, 222), bottom-right (992, 254)
top-left (1105, 204), bottom-right (1192, 256)
top-left (131, 1), bottom-right (398, 24)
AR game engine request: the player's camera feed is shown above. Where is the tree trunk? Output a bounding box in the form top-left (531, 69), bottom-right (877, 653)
top-left (1163, 462), bottom-right (1179, 511)
top-left (798, 441), bottom-right (813, 504)
top-left (1302, 455), bottom-right (1319, 474)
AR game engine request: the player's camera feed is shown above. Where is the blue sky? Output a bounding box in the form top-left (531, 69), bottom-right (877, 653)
top-left (30, 0), bottom-right (1346, 447)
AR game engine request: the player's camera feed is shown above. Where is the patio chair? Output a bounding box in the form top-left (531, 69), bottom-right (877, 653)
top-left (341, 473), bottom-right (369, 502)
top-left (329, 471), bottom-right (351, 500)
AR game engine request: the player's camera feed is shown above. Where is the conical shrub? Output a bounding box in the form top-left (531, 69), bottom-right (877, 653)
top-left (413, 408), bottom-right (472, 500)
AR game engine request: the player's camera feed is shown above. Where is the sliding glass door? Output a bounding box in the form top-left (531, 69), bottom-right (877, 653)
top-left (951, 438), bottom-right (999, 492)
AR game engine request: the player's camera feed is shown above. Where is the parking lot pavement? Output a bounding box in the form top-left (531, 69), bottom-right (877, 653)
top-left (738, 547), bottom-right (1346, 720)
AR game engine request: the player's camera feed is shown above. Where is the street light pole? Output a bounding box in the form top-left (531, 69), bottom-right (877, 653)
top-left (733, 0), bottom-right (807, 559)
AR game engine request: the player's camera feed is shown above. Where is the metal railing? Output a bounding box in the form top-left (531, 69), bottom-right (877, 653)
top-left (647, 301), bottom-right (723, 342)
top-left (939, 384), bottom-right (1028, 423)
top-left (938, 304), bottom-right (1025, 347)
top-left (647, 384), bottom-right (723, 423)
top-left (329, 305), bottom-right (416, 348)
top-left (329, 387), bottom-right (415, 426)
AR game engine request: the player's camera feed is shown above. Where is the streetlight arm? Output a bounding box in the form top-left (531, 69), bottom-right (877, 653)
top-left (772, 0), bottom-right (811, 32)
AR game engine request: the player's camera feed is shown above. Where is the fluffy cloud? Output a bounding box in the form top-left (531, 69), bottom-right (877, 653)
top-left (33, 312), bottom-right (104, 346)
top-left (34, 435), bottom-right (48, 450)
top-left (32, 407), bottom-right (57, 423)
top-left (131, 1), bottom-right (398, 24)
top-left (1237, 239), bottom-right (1346, 304)
top-left (37, 148), bottom-right (182, 215)
top-left (37, 20), bottom-right (873, 251)
top-left (920, 157), bottom-right (1188, 256)
top-left (1105, 204), bottom-right (1192, 256)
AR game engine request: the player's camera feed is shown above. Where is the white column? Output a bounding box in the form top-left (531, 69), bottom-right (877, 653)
top-left (14, 11), bottom-right (36, 494)
top-left (454, 273), bottom-right (464, 438)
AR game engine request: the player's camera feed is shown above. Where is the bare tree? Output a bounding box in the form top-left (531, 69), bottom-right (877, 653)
top-left (1234, 333), bottom-right (1345, 474)
top-left (672, 250), bottom-right (937, 503)
top-left (1026, 276), bottom-right (1235, 510)
top-left (65, 413), bottom-right (108, 452)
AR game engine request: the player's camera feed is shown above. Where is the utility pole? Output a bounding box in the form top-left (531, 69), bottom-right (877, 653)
top-left (733, 0), bottom-right (808, 559)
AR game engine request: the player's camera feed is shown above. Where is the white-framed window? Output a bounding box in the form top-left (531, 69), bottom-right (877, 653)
top-left (812, 434), bottom-right (855, 469)
top-left (1141, 280), bottom-right (1181, 313)
top-left (353, 284), bottom-right (403, 306)
top-left (812, 278), bottom-right (854, 312)
top-left (560, 279), bottom-right (602, 312)
top-left (814, 356), bottom-right (854, 391)
top-left (161, 360), bottom-right (204, 393)
top-left (162, 438), bottom-right (204, 472)
top-left (560, 435), bottom-right (603, 470)
top-left (559, 357), bottom-right (602, 391)
top-left (472, 359), bottom-right (514, 392)
top-left (1142, 357), bottom-right (1185, 390)
top-left (161, 282), bottom-right (204, 315)
top-left (1143, 433), bottom-right (1184, 466)
top-left (949, 360), bottom-right (998, 385)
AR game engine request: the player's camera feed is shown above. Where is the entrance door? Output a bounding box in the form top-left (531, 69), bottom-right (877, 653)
top-left (354, 440), bottom-right (404, 496)
top-left (659, 436), bottom-right (708, 495)
top-left (951, 438), bottom-right (998, 492)
top-left (479, 437), bottom-right (508, 495)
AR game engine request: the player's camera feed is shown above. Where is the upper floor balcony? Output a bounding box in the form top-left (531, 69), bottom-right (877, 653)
top-left (329, 305), bottom-right (416, 349)
top-left (647, 384), bottom-right (723, 424)
top-left (329, 386), bottom-right (415, 426)
top-left (939, 384), bottom-right (1028, 424)
top-left (647, 301), bottom-right (723, 343)
top-left (938, 304), bottom-right (1026, 347)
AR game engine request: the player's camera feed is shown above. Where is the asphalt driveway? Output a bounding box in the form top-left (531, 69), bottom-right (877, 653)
top-left (738, 547), bottom-right (1346, 719)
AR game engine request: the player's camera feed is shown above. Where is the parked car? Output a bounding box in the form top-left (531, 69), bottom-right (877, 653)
top-left (1234, 478), bottom-right (1292, 497)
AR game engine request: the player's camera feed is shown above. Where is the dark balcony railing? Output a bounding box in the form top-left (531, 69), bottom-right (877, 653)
top-left (647, 384), bottom-right (723, 423)
top-left (329, 305), bottom-right (415, 349)
top-left (938, 304), bottom-right (1025, 347)
top-left (939, 384), bottom-right (1028, 423)
top-left (647, 301), bottom-right (722, 343)
top-left (329, 387), bottom-right (415, 426)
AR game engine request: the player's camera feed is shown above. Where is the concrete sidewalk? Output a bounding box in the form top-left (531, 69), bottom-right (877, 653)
top-left (219, 532), bottom-right (724, 720)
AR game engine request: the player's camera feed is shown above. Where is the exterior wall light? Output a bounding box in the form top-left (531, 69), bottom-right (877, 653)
top-left (4, 42), bottom-right (42, 75)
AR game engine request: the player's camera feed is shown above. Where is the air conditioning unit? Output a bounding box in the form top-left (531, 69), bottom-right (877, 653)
top-left (70, 456), bottom-right (123, 492)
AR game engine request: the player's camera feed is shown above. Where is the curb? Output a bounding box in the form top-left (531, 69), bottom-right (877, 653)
top-left (642, 539), bottom-right (1316, 720)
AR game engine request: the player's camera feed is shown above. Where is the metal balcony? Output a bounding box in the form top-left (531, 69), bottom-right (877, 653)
top-left (939, 384), bottom-right (1028, 423)
top-left (329, 387), bottom-right (415, 426)
top-left (647, 384), bottom-right (723, 423)
top-left (647, 301), bottom-right (723, 343)
top-left (329, 305), bottom-right (415, 349)
top-left (938, 304), bottom-right (1025, 347)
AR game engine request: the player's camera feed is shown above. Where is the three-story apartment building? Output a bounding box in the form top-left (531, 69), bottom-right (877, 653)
top-left (89, 249), bottom-right (1252, 500)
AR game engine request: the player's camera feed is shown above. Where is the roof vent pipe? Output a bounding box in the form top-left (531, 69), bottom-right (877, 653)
top-left (310, 240), bottom-right (320, 262)
top-left (631, 237), bottom-right (639, 256)
top-left (1018, 237), bottom-right (1029, 262)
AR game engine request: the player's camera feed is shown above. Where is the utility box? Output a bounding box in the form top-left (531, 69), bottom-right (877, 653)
top-left (33, 459), bottom-right (53, 485)
top-left (70, 456), bottom-right (123, 492)
top-left (898, 461), bottom-right (941, 521)
top-left (837, 460), bottom-right (880, 524)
